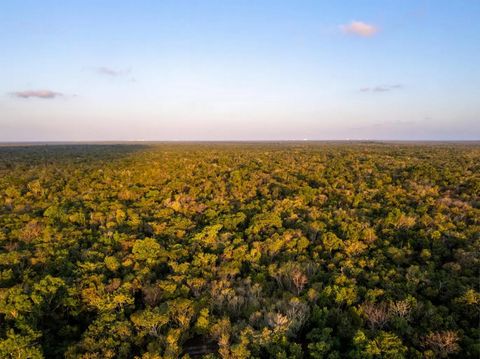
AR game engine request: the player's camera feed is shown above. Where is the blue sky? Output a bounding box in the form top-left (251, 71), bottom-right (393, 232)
top-left (1, 0), bottom-right (479, 141)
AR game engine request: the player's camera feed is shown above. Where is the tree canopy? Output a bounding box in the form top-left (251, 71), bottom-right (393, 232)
top-left (0, 142), bottom-right (478, 358)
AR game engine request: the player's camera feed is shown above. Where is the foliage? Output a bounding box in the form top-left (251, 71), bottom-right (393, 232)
top-left (0, 142), bottom-right (478, 358)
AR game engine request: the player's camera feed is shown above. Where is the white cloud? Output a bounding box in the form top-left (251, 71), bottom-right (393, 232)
top-left (341, 21), bottom-right (379, 37)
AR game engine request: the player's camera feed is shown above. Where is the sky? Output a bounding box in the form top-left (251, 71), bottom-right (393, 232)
top-left (0, 0), bottom-right (479, 141)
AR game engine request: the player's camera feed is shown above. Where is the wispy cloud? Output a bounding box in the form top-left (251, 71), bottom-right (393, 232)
top-left (95, 66), bottom-right (131, 77)
top-left (341, 21), bottom-right (379, 37)
top-left (360, 84), bottom-right (403, 93)
top-left (10, 90), bottom-right (64, 99)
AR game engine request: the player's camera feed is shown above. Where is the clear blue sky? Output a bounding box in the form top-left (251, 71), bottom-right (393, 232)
top-left (1, 0), bottom-right (479, 141)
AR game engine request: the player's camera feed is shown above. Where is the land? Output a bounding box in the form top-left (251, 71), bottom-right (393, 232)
top-left (0, 142), bottom-right (479, 358)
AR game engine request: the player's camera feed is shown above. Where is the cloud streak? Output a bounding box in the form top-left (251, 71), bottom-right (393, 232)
top-left (341, 21), bottom-right (379, 37)
top-left (95, 66), bottom-right (131, 77)
top-left (11, 90), bottom-right (64, 99)
top-left (360, 84), bottom-right (403, 93)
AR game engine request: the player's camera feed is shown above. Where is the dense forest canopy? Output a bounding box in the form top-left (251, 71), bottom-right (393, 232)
top-left (0, 142), bottom-right (478, 358)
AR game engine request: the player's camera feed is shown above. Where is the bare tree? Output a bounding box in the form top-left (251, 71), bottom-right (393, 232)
top-left (20, 220), bottom-right (43, 242)
top-left (291, 268), bottom-right (308, 295)
top-left (285, 298), bottom-right (309, 334)
top-left (360, 302), bottom-right (390, 330)
top-left (267, 312), bottom-right (290, 333)
top-left (142, 285), bottom-right (162, 306)
top-left (389, 300), bottom-right (412, 319)
top-left (424, 331), bottom-right (460, 358)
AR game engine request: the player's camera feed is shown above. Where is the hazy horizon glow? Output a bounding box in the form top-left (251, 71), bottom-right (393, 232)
top-left (1, 0), bottom-right (479, 141)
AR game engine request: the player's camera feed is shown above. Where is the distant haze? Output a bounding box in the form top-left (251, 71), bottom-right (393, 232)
top-left (1, 1), bottom-right (479, 141)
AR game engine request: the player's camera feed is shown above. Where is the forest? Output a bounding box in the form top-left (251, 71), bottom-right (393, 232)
top-left (0, 142), bottom-right (478, 358)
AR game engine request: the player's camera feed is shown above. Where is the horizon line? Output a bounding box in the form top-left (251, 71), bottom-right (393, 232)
top-left (1, 139), bottom-right (479, 145)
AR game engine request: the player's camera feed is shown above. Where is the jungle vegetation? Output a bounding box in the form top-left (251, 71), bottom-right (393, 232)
top-left (0, 142), bottom-right (478, 358)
